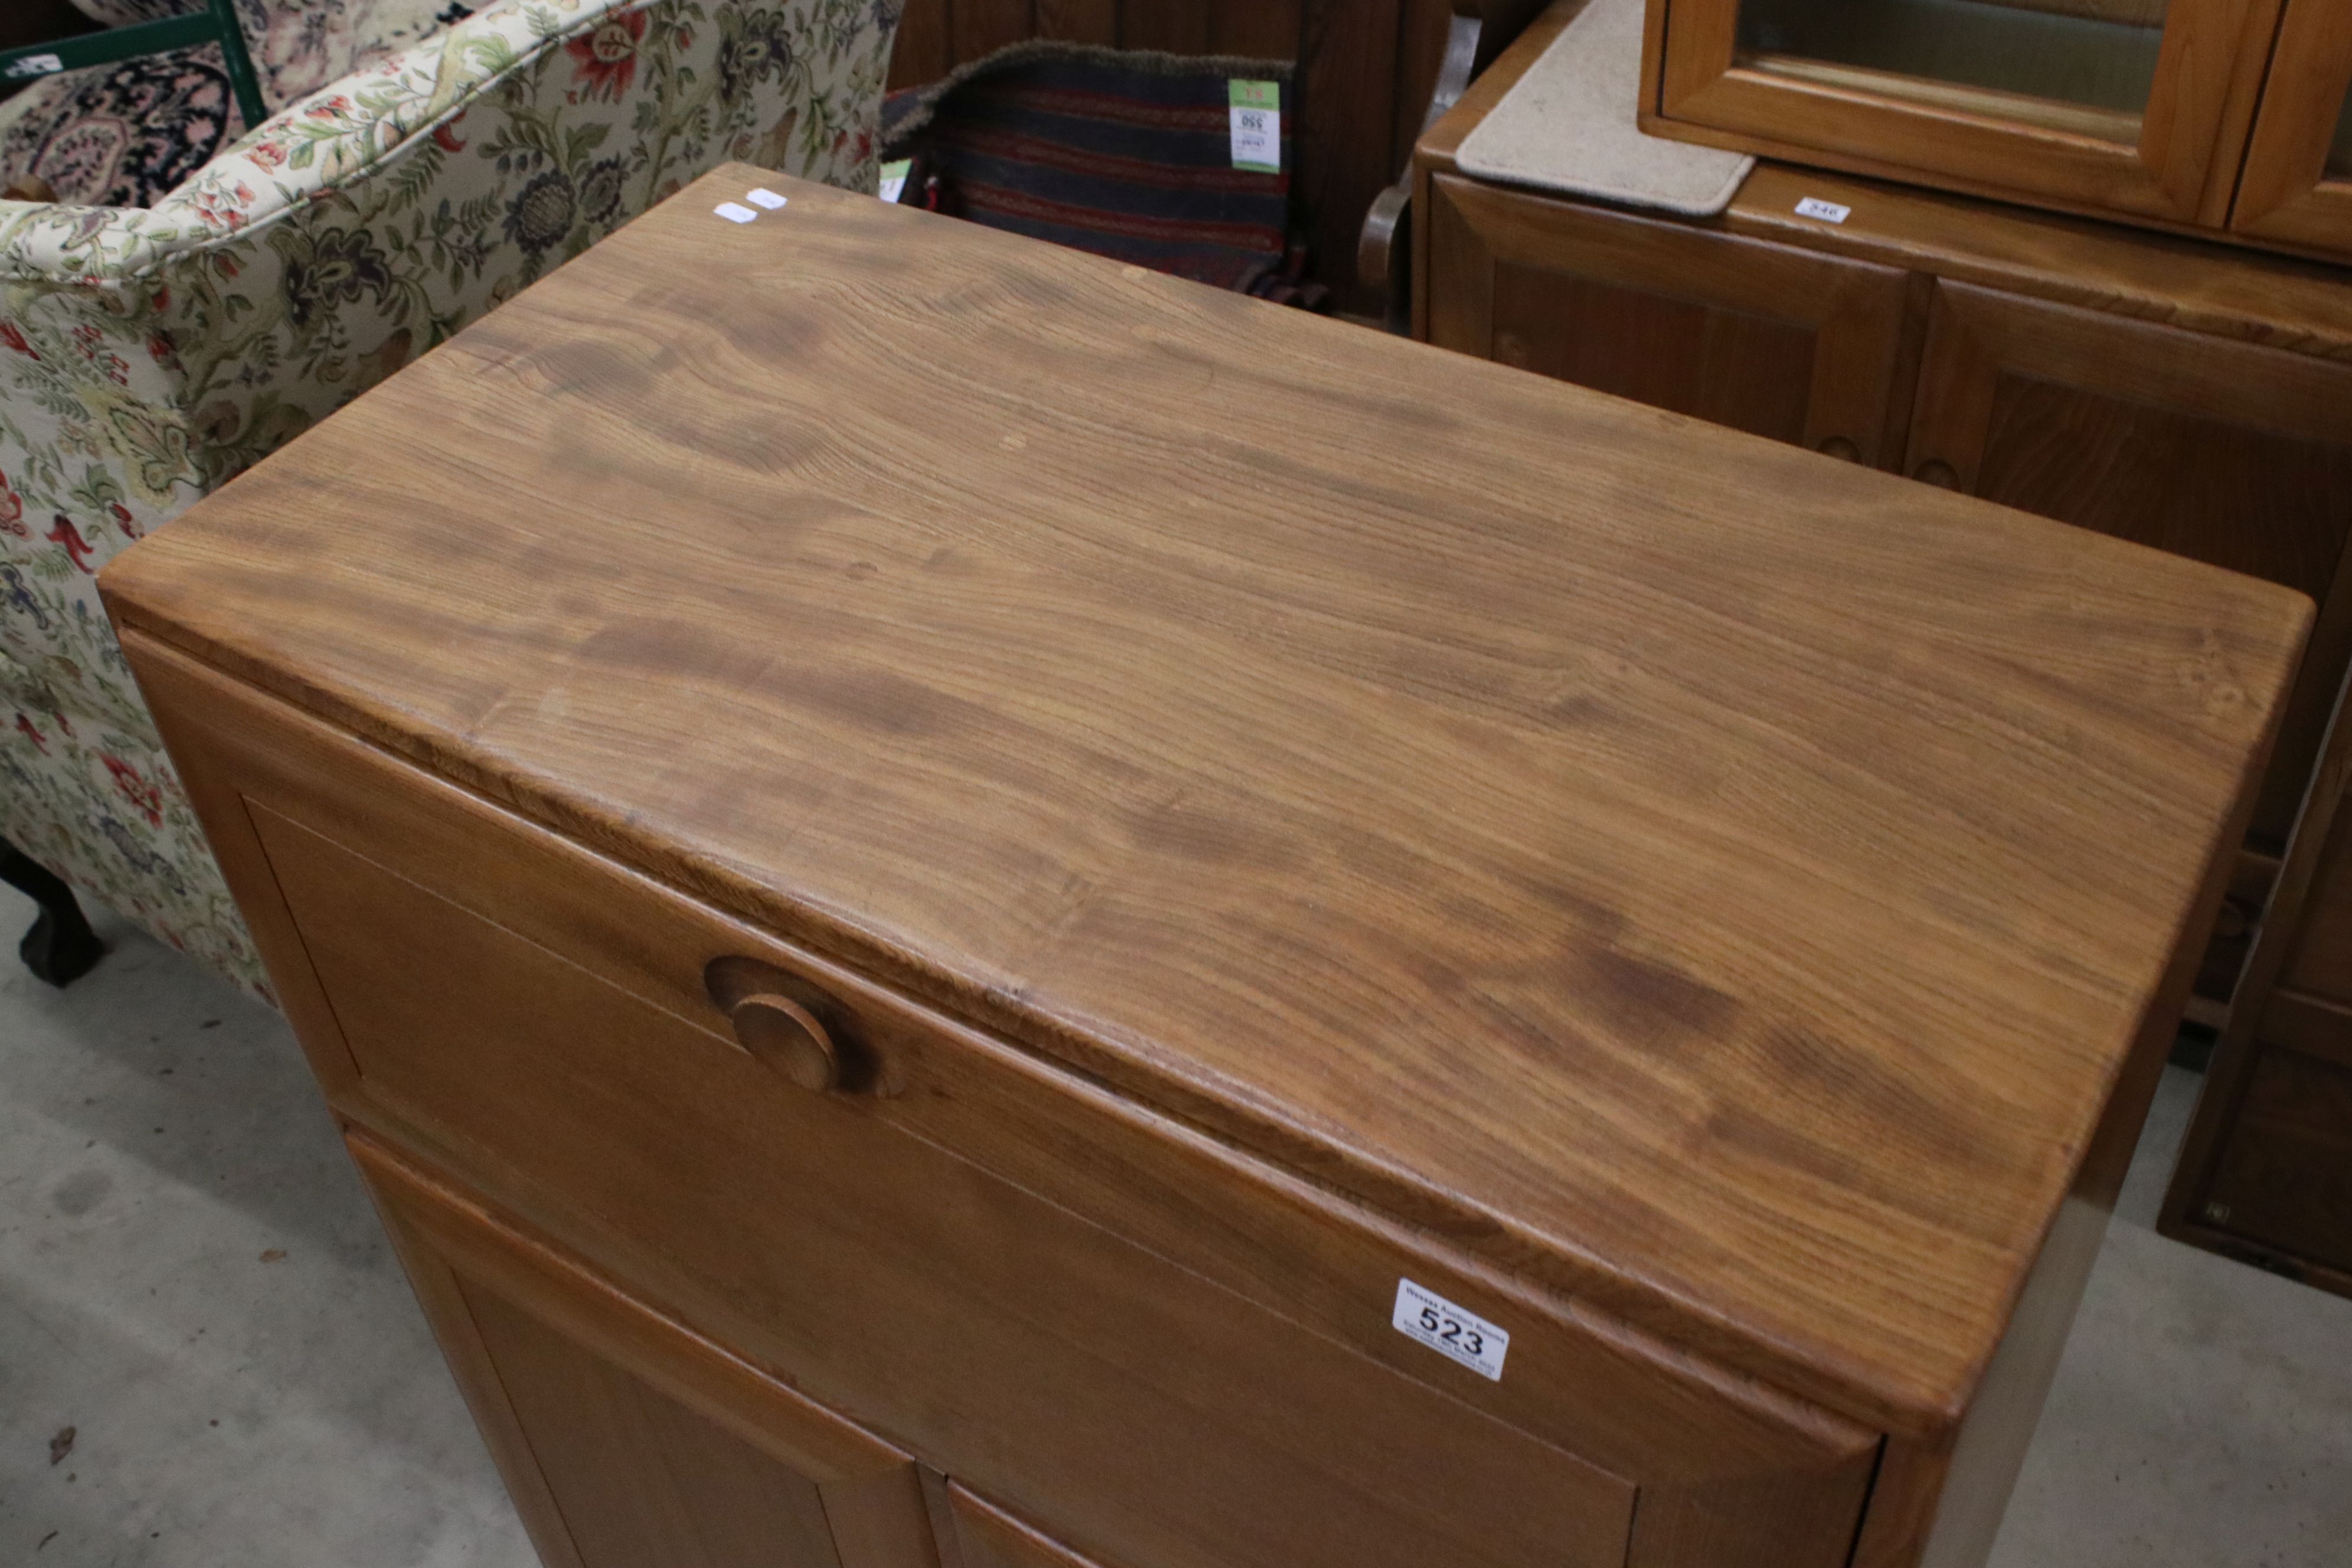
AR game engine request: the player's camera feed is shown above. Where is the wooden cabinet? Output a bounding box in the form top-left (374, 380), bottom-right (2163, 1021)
top-left (102, 166), bottom-right (2307, 1568)
top-left (1904, 280), bottom-right (2352, 848)
top-left (1426, 172), bottom-right (1913, 463)
top-left (1419, 20), bottom-right (2352, 1018)
top-left (2229, 0), bottom-right (2352, 253)
top-left (1637, 0), bottom-right (2352, 259)
top-left (2164, 671), bottom-right (2352, 1298)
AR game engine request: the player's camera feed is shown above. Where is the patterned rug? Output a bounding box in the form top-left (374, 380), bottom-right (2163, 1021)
top-left (0, 1), bottom-right (473, 209)
top-left (881, 41), bottom-right (1323, 309)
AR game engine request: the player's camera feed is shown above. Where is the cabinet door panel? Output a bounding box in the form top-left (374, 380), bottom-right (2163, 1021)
top-left (355, 1137), bottom-right (945, 1568)
top-left (461, 1285), bottom-right (847, 1568)
top-left (2228, 0), bottom-right (2352, 256)
top-left (2171, 997), bottom-right (2352, 1286)
top-left (945, 1485), bottom-right (1109, 1568)
top-left (1906, 280), bottom-right (2352, 850)
top-left (1428, 173), bottom-right (1912, 464)
top-left (1649, 0), bottom-right (2281, 227)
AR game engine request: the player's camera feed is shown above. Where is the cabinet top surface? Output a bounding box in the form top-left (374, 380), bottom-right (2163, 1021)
top-left (104, 165), bottom-right (2308, 1429)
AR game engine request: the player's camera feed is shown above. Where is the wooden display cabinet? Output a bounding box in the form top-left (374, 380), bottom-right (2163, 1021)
top-left (1636, 0), bottom-right (2352, 260)
top-left (2229, 1), bottom-right (2352, 253)
top-left (1419, 4), bottom-right (2352, 1015)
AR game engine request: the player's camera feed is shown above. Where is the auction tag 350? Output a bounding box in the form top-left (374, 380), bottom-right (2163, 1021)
top-left (1229, 79), bottom-right (1282, 173)
top-left (1391, 1278), bottom-right (1509, 1381)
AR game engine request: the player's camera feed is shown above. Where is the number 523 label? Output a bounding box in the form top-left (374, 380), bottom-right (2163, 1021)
top-left (1391, 1279), bottom-right (1509, 1381)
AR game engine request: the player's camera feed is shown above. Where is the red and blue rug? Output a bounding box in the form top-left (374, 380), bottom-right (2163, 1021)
top-left (883, 41), bottom-right (1323, 310)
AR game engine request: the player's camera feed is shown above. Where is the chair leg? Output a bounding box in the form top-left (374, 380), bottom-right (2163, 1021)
top-left (0, 837), bottom-right (104, 986)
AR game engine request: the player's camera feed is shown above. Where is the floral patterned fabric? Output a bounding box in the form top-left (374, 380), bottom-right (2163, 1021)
top-left (9, 5), bottom-right (482, 207)
top-left (1, 0), bottom-right (897, 997)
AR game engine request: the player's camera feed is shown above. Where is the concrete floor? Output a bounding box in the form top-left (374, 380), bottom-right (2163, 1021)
top-left (3, 891), bottom-right (2349, 1567)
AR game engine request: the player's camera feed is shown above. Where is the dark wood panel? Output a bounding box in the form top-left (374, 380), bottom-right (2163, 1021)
top-left (1427, 173), bottom-right (1913, 465)
top-left (2163, 636), bottom-right (2352, 1302)
top-left (2285, 799), bottom-right (2352, 999)
top-left (1116, 2), bottom-right (1207, 52)
top-left (889, 0), bottom-right (953, 89)
top-left (1206, 0), bottom-right (1304, 59)
top-left (1301, 0), bottom-right (1405, 312)
top-left (953, 0), bottom-right (1037, 60)
top-left (2204, 1042), bottom-right (2352, 1265)
top-left (1392, 0), bottom-right (1459, 168)
top-left (1034, 0), bottom-right (1118, 44)
top-left (1974, 383), bottom-right (2352, 608)
top-left (1490, 263), bottom-right (1817, 445)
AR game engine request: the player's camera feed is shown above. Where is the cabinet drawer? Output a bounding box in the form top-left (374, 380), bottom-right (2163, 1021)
top-left (128, 629), bottom-right (1881, 1568)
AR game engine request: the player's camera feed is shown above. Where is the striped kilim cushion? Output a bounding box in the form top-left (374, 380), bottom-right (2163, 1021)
top-left (883, 42), bottom-right (1311, 302)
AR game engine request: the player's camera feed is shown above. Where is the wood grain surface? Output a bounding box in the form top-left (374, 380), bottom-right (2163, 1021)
top-left (103, 165), bottom-right (2310, 1430)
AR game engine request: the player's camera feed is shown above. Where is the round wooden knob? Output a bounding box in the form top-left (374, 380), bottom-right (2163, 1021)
top-left (730, 992), bottom-right (839, 1092)
top-left (1913, 458), bottom-right (1962, 490)
top-left (1817, 435), bottom-right (1861, 463)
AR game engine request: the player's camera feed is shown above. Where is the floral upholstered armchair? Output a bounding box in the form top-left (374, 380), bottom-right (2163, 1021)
top-left (0, 0), bottom-right (898, 997)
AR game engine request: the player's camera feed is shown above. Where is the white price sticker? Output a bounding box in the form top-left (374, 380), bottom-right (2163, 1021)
top-left (1794, 197), bottom-right (1851, 223)
top-left (1229, 79), bottom-right (1281, 174)
top-left (1391, 1279), bottom-right (1508, 1381)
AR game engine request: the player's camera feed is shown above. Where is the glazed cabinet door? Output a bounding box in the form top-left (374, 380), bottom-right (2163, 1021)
top-left (1424, 172), bottom-right (1912, 465)
top-left (1647, 0), bottom-right (2281, 227)
top-left (351, 1136), bottom-right (946, 1568)
top-left (1904, 279), bottom-right (2352, 857)
top-left (2229, 0), bottom-right (2352, 256)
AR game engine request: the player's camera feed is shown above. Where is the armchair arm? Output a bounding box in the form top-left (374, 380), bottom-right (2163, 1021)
top-left (1358, 0), bottom-right (1549, 333)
